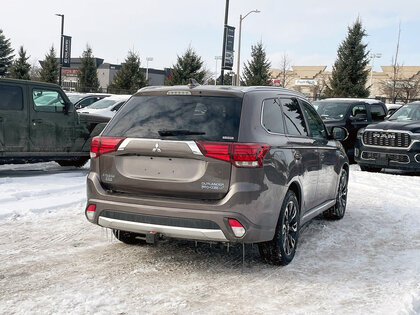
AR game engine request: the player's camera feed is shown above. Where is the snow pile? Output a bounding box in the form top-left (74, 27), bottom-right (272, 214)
top-left (0, 163), bottom-right (419, 314)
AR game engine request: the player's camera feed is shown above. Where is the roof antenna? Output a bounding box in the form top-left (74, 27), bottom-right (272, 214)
top-left (188, 78), bottom-right (200, 89)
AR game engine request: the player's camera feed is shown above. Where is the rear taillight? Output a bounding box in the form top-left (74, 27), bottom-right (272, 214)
top-left (90, 136), bottom-right (126, 158)
top-left (86, 204), bottom-right (96, 221)
top-left (195, 141), bottom-right (270, 168)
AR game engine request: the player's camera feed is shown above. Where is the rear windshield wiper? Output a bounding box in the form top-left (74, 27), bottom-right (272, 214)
top-left (158, 129), bottom-right (206, 137)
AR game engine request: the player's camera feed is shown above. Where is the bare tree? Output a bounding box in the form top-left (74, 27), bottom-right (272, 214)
top-left (274, 52), bottom-right (294, 88)
top-left (312, 72), bottom-right (329, 100)
top-left (29, 59), bottom-right (41, 81)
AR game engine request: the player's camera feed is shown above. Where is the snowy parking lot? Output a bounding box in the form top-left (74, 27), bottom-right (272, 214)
top-left (0, 162), bottom-right (419, 314)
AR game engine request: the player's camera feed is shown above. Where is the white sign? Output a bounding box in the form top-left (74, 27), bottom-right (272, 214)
top-left (295, 79), bottom-right (317, 86)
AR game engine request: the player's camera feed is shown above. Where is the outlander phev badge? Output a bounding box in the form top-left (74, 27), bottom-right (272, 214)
top-left (152, 143), bottom-right (162, 153)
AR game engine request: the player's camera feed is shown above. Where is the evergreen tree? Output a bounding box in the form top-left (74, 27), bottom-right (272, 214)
top-left (40, 46), bottom-right (59, 84)
top-left (242, 41), bottom-right (271, 86)
top-left (109, 50), bottom-right (146, 94)
top-left (9, 46), bottom-right (31, 80)
top-left (0, 29), bottom-right (14, 77)
top-left (78, 45), bottom-right (100, 92)
top-left (325, 19), bottom-right (370, 98)
top-left (166, 47), bottom-right (206, 85)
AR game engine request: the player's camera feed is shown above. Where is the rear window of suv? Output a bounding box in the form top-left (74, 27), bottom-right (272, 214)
top-left (103, 95), bottom-right (243, 141)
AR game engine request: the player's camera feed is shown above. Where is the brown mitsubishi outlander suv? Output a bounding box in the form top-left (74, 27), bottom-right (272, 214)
top-left (85, 84), bottom-right (349, 265)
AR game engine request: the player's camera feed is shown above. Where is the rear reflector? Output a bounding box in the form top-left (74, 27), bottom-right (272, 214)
top-left (195, 141), bottom-right (270, 168)
top-left (86, 204), bottom-right (96, 221)
top-left (228, 218), bottom-right (246, 237)
top-left (90, 136), bottom-right (126, 158)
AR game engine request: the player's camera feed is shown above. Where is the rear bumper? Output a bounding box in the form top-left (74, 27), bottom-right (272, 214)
top-left (354, 140), bottom-right (420, 171)
top-left (86, 172), bottom-right (280, 243)
top-left (98, 216), bottom-right (228, 242)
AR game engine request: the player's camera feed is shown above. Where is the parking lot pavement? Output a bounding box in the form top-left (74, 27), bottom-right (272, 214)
top-left (0, 163), bottom-right (419, 314)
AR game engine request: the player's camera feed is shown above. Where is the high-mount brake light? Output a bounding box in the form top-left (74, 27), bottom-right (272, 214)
top-left (90, 136), bottom-right (126, 158)
top-left (195, 141), bottom-right (270, 168)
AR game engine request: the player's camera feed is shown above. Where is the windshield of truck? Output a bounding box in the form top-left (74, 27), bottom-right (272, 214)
top-left (103, 95), bottom-right (243, 141)
top-left (316, 102), bottom-right (350, 120)
top-left (388, 104), bottom-right (420, 121)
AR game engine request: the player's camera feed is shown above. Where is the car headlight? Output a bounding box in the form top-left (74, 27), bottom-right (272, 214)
top-left (357, 128), bottom-right (366, 139)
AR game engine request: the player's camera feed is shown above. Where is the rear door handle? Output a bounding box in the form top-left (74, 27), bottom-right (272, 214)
top-left (32, 119), bottom-right (43, 124)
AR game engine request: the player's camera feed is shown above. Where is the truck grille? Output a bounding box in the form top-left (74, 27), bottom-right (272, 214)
top-left (363, 131), bottom-right (411, 148)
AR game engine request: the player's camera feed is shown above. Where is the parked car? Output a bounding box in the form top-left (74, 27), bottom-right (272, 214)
top-left (355, 101), bottom-right (420, 172)
top-left (0, 78), bottom-right (110, 167)
top-left (66, 92), bottom-right (110, 109)
top-left (314, 98), bottom-right (387, 160)
top-left (385, 103), bottom-right (403, 119)
top-left (77, 94), bottom-right (131, 118)
top-left (85, 84), bottom-right (349, 265)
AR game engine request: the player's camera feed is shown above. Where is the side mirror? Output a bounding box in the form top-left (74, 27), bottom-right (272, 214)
top-left (331, 126), bottom-right (348, 141)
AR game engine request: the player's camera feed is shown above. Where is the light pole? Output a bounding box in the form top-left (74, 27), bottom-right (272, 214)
top-left (214, 56), bottom-right (222, 85)
top-left (370, 53), bottom-right (382, 87)
top-left (146, 57), bottom-right (153, 82)
top-left (55, 14), bottom-right (64, 86)
top-left (236, 9), bottom-right (260, 86)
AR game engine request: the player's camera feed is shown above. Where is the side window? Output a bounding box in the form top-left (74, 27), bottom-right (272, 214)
top-left (0, 84), bottom-right (23, 110)
top-left (350, 104), bottom-right (367, 117)
top-left (262, 98), bottom-right (284, 134)
top-left (300, 100), bottom-right (327, 139)
top-left (33, 89), bottom-right (65, 112)
top-left (78, 97), bottom-right (96, 106)
top-left (281, 98), bottom-right (308, 136)
top-left (112, 102), bottom-right (125, 112)
top-left (370, 104), bottom-right (386, 121)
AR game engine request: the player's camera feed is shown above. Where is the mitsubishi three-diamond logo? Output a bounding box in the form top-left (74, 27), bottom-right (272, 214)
top-left (152, 143), bottom-right (161, 153)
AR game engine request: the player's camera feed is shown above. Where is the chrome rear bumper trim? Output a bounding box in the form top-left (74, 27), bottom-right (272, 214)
top-left (98, 217), bottom-right (228, 242)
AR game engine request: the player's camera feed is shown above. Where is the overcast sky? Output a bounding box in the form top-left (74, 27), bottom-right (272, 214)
top-left (2, 0), bottom-right (420, 76)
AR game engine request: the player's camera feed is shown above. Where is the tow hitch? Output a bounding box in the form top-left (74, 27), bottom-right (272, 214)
top-left (146, 231), bottom-right (160, 244)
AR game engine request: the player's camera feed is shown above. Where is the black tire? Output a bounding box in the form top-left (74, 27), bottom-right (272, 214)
top-left (258, 190), bottom-right (300, 265)
top-left (55, 157), bottom-right (89, 168)
top-left (360, 165), bottom-right (382, 173)
top-left (324, 168), bottom-right (348, 220)
top-left (113, 229), bottom-right (145, 245)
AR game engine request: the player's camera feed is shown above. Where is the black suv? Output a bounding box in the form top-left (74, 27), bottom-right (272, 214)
top-left (355, 101), bottom-right (420, 172)
top-left (0, 78), bottom-right (110, 166)
top-left (313, 98), bottom-right (387, 160)
top-left (85, 85), bottom-right (349, 265)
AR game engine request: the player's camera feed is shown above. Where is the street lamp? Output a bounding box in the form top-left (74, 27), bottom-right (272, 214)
top-left (370, 53), bottom-right (382, 87)
top-left (214, 56), bottom-right (222, 85)
top-left (55, 14), bottom-right (64, 86)
top-left (236, 9), bottom-right (260, 86)
top-left (146, 57), bottom-right (153, 82)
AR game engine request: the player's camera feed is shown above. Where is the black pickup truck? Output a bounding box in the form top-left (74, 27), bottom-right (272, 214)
top-left (313, 98), bottom-right (387, 161)
top-left (0, 78), bottom-right (111, 167)
top-left (355, 101), bottom-right (420, 172)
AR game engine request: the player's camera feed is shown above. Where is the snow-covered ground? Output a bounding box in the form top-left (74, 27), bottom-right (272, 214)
top-left (0, 162), bottom-right (419, 314)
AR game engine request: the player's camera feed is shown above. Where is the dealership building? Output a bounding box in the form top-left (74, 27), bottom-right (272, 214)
top-left (269, 65), bottom-right (420, 101)
top-left (42, 58), bottom-right (171, 92)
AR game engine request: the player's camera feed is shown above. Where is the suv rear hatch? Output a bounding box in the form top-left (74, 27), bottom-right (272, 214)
top-left (95, 94), bottom-right (243, 200)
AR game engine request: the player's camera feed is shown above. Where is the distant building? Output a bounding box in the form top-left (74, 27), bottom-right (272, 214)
top-left (269, 65), bottom-right (420, 102)
top-left (39, 58), bottom-right (171, 92)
